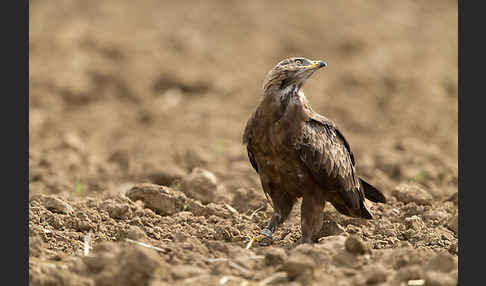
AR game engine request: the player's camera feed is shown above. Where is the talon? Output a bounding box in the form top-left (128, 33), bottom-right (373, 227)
top-left (246, 228), bottom-right (274, 249)
top-left (261, 228), bottom-right (273, 239)
top-left (246, 234), bottom-right (265, 249)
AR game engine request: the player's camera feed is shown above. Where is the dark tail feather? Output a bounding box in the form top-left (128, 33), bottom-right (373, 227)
top-left (331, 201), bottom-right (372, 220)
top-left (360, 203), bottom-right (373, 219)
top-left (360, 178), bottom-right (387, 203)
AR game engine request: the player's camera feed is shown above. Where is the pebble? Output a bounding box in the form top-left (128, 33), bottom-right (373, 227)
top-left (405, 215), bottom-right (426, 231)
top-left (345, 235), bottom-right (369, 255)
top-left (283, 253), bottom-right (315, 279)
top-left (392, 183), bottom-right (433, 205)
top-left (395, 265), bottom-right (423, 282)
top-left (40, 195), bottom-right (74, 215)
top-left (126, 183), bottom-right (185, 215)
top-left (178, 168), bottom-right (218, 204)
top-left (363, 265), bottom-right (388, 284)
top-left (147, 166), bottom-right (187, 186)
top-left (446, 215), bottom-right (458, 234)
top-left (264, 247), bottom-right (288, 266)
top-left (425, 253), bottom-right (457, 273)
top-left (424, 271), bottom-right (457, 286)
top-left (118, 225), bottom-right (146, 240)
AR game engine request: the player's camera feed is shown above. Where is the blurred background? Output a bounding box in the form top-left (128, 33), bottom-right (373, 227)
top-left (29, 0), bottom-right (457, 201)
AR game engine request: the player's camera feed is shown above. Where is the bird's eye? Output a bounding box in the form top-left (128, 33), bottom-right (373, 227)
top-left (295, 60), bottom-right (302, 65)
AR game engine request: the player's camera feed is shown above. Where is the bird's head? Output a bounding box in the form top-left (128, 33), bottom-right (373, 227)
top-left (263, 57), bottom-right (327, 92)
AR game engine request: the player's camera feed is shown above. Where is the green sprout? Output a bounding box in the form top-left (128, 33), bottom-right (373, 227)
top-left (75, 179), bottom-right (85, 195)
top-left (415, 169), bottom-right (425, 182)
top-left (213, 141), bottom-right (226, 154)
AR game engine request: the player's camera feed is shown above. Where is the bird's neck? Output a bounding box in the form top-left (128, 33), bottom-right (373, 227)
top-left (259, 83), bottom-right (309, 122)
top-left (279, 84), bottom-right (305, 106)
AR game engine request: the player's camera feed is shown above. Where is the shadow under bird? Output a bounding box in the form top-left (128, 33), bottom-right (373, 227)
top-left (243, 57), bottom-right (386, 246)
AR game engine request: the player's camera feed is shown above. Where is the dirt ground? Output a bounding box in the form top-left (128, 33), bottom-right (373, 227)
top-left (29, 0), bottom-right (458, 285)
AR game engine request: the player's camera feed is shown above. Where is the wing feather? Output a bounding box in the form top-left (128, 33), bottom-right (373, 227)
top-left (247, 147), bottom-right (258, 173)
top-left (296, 117), bottom-right (363, 209)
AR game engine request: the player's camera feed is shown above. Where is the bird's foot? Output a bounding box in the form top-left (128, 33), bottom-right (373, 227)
top-left (246, 228), bottom-right (273, 249)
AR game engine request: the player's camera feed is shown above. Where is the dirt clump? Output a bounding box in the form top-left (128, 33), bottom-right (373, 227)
top-left (283, 252), bottom-right (316, 281)
top-left (363, 264), bottom-right (389, 284)
top-left (125, 184), bottom-right (186, 216)
top-left (392, 182), bottom-right (433, 206)
top-left (177, 167), bottom-right (221, 204)
top-left (146, 166), bottom-right (187, 187)
top-left (344, 235), bottom-right (370, 255)
top-left (264, 247), bottom-right (288, 266)
top-left (31, 194), bottom-right (75, 215)
top-left (83, 242), bottom-right (172, 286)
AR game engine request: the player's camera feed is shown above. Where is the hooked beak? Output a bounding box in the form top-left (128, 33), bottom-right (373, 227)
top-left (309, 60), bottom-right (327, 69)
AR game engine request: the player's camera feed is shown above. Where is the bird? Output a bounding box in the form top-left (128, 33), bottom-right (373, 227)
top-left (242, 57), bottom-right (386, 246)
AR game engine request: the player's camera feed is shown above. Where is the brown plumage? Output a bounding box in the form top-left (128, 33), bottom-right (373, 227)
top-left (243, 57), bottom-right (386, 244)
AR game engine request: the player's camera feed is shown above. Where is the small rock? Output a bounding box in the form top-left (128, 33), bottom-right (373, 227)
top-left (178, 168), bottom-right (218, 204)
top-left (171, 265), bottom-right (205, 280)
top-left (318, 221), bottom-right (346, 237)
top-left (264, 247), bottom-right (288, 266)
top-left (108, 149), bottom-right (131, 171)
top-left (184, 199), bottom-right (206, 216)
top-left (95, 243), bottom-right (171, 285)
top-left (345, 235), bottom-right (369, 255)
top-left (126, 183), bottom-right (186, 215)
top-left (446, 215), bottom-right (458, 234)
top-left (118, 225), bottom-right (146, 240)
top-left (101, 202), bottom-right (132, 219)
top-left (283, 253), bottom-right (315, 280)
top-left (177, 148), bottom-right (212, 170)
top-left (405, 215), bottom-right (426, 231)
top-left (201, 203), bottom-right (232, 219)
top-left (448, 242), bottom-right (458, 254)
top-left (387, 248), bottom-right (432, 270)
top-left (147, 166), bottom-right (187, 186)
top-left (41, 195), bottom-right (74, 215)
top-left (62, 132), bottom-right (84, 151)
top-left (332, 250), bottom-right (361, 268)
top-left (422, 210), bottom-right (449, 222)
top-left (424, 271), bottom-right (457, 286)
top-left (82, 242), bottom-right (122, 272)
top-left (392, 183), bottom-right (433, 205)
top-left (395, 265), bottom-right (423, 282)
top-left (426, 253), bottom-right (457, 273)
top-left (364, 265), bottom-right (388, 284)
top-left (291, 243), bottom-right (333, 265)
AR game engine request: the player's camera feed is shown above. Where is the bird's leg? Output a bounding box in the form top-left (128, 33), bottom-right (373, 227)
top-left (247, 192), bottom-right (295, 249)
top-left (300, 196), bottom-right (324, 244)
top-left (261, 209), bottom-right (288, 238)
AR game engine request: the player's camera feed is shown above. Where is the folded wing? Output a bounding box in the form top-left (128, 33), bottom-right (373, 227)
top-left (296, 116), bottom-right (364, 210)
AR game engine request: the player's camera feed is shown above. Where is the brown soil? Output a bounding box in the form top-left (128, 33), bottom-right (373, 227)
top-left (29, 0), bottom-right (458, 285)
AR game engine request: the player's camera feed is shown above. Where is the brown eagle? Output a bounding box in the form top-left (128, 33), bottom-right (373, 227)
top-left (243, 57), bottom-right (386, 245)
